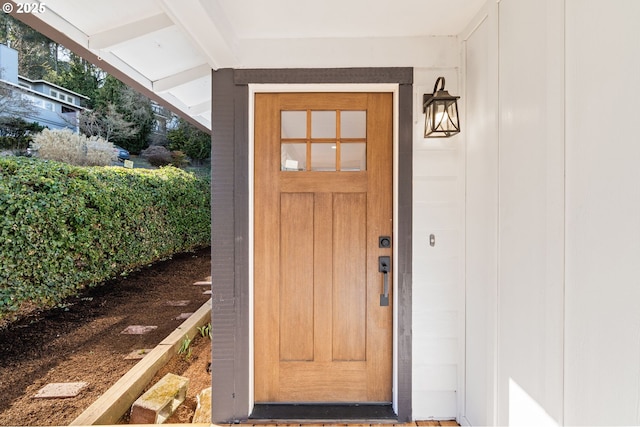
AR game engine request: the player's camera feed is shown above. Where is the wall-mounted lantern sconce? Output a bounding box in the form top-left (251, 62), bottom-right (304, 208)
top-left (423, 77), bottom-right (460, 138)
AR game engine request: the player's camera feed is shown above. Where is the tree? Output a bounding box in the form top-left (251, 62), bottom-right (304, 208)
top-left (78, 103), bottom-right (137, 143)
top-left (167, 118), bottom-right (211, 162)
top-left (91, 75), bottom-right (154, 153)
top-left (0, 14), bottom-right (58, 79)
top-left (0, 117), bottom-right (44, 150)
top-left (118, 84), bottom-right (155, 150)
top-left (45, 52), bottom-right (104, 107)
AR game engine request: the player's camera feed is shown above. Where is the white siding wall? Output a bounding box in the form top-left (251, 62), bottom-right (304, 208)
top-left (462, 2), bottom-right (566, 424)
top-left (564, 1), bottom-right (640, 424)
top-left (462, 0), bottom-right (640, 424)
top-left (496, 1), bottom-right (566, 424)
top-left (412, 68), bottom-right (464, 420)
top-left (461, 4), bottom-right (499, 425)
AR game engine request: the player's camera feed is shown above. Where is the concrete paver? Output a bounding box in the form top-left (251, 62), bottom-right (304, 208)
top-left (120, 325), bottom-right (158, 335)
top-left (33, 382), bottom-right (88, 399)
top-left (124, 349), bottom-right (154, 360)
top-left (193, 281), bottom-right (211, 286)
top-left (165, 300), bottom-right (191, 307)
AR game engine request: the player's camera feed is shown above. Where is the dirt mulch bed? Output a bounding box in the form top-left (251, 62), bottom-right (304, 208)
top-left (0, 247), bottom-right (211, 426)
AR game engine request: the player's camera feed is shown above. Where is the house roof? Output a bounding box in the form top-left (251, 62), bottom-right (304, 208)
top-left (0, 78), bottom-right (86, 110)
top-left (19, 76), bottom-right (90, 100)
top-left (10, 0), bottom-right (485, 132)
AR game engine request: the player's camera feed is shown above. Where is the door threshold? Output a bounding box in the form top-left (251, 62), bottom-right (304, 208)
top-left (249, 403), bottom-right (396, 421)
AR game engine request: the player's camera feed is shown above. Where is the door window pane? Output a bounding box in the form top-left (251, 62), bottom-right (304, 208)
top-left (280, 110), bottom-right (367, 172)
top-left (340, 111), bottom-right (366, 138)
top-left (311, 143), bottom-right (336, 171)
top-left (311, 111), bottom-right (336, 138)
top-left (281, 111), bottom-right (306, 138)
top-left (341, 143), bottom-right (366, 171)
top-left (281, 143), bottom-right (307, 171)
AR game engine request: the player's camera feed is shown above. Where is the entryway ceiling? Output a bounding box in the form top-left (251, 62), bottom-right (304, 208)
top-left (18, 0), bottom-right (485, 131)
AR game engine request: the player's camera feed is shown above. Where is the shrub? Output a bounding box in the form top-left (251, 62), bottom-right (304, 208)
top-left (141, 145), bottom-right (172, 167)
top-left (30, 129), bottom-right (116, 166)
top-left (32, 129), bottom-right (84, 164)
top-left (171, 150), bottom-right (188, 168)
top-left (0, 157), bottom-right (211, 326)
top-left (0, 117), bottom-right (44, 151)
top-left (167, 118), bottom-right (211, 161)
top-left (85, 138), bottom-right (117, 166)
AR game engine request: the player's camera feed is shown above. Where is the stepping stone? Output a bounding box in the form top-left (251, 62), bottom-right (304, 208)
top-left (124, 349), bottom-right (154, 360)
top-left (33, 382), bottom-right (88, 399)
top-left (192, 387), bottom-right (211, 424)
top-left (193, 281), bottom-right (211, 286)
top-left (202, 290), bottom-right (212, 295)
top-left (175, 312), bottom-right (193, 320)
top-left (130, 373), bottom-right (189, 424)
top-left (120, 325), bottom-right (158, 335)
top-left (165, 300), bottom-right (190, 307)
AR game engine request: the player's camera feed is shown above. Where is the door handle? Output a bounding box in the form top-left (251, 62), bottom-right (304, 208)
top-left (379, 256), bottom-right (391, 306)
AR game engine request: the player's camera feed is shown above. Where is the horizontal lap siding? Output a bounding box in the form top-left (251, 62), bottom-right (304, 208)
top-left (411, 70), bottom-right (463, 421)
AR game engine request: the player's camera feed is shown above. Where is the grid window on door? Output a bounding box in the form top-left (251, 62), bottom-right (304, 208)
top-left (281, 110), bottom-right (367, 172)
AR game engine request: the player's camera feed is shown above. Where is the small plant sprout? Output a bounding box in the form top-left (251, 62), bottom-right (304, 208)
top-left (197, 323), bottom-right (212, 339)
top-left (178, 336), bottom-right (192, 359)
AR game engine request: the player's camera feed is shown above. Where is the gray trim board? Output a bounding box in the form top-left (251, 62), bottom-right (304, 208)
top-left (210, 67), bottom-right (413, 423)
top-left (397, 83), bottom-right (413, 422)
top-left (210, 69), bottom-right (250, 423)
top-left (234, 68), bottom-right (413, 85)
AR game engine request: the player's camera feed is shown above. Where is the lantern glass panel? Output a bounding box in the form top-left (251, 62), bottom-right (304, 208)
top-left (424, 99), bottom-right (460, 137)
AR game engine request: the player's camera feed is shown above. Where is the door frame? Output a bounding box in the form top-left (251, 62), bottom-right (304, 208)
top-left (210, 68), bottom-right (413, 423)
top-left (249, 85), bottom-right (399, 408)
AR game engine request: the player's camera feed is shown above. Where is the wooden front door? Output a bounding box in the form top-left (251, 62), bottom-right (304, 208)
top-left (254, 92), bottom-right (393, 403)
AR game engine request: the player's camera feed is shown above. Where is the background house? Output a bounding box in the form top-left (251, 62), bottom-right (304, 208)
top-left (0, 43), bottom-right (86, 131)
top-left (13, 0), bottom-right (640, 425)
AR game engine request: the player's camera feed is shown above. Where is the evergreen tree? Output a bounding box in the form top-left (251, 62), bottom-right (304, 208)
top-left (45, 52), bottom-right (104, 107)
top-left (0, 14), bottom-right (57, 79)
top-left (85, 75), bottom-right (154, 153)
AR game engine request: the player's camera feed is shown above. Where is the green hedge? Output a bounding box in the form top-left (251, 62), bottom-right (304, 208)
top-left (0, 157), bottom-right (211, 324)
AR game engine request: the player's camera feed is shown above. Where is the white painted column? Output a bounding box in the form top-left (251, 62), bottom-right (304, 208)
top-left (461, 2), bottom-right (499, 425)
